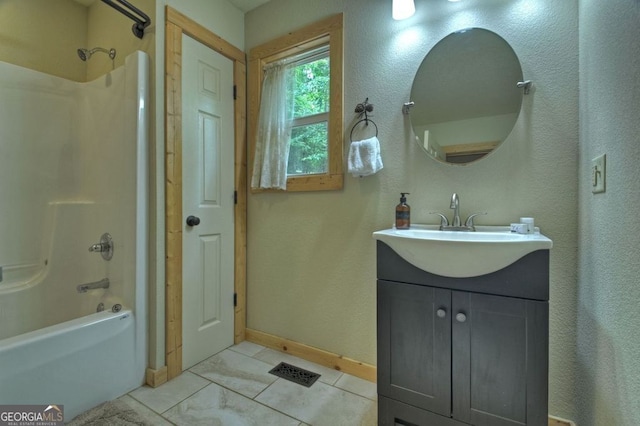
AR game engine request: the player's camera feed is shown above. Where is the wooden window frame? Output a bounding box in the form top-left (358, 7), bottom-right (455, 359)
top-left (248, 14), bottom-right (343, 192)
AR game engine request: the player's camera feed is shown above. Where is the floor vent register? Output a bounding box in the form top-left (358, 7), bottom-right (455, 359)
top-left (269, 362), bottom-right (321, 387)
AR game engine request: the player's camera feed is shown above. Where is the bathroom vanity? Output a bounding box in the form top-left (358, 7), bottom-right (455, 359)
top-left (386, 21), bottom-right (545, 423)
top-left (374, 229), bottom-right (551, 426)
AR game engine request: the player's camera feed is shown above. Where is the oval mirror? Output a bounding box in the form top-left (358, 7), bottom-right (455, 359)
top-left (410, 28), bottom-right (524, 165)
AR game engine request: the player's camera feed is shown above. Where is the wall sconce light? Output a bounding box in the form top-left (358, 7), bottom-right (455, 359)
top-left (393, 0), bottom-right (415, 20)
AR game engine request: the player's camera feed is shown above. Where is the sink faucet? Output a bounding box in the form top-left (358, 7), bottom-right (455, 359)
top-left (430, 193), bottom-right (487, 231)
top-left (450, 193), bottom-right (461, 227)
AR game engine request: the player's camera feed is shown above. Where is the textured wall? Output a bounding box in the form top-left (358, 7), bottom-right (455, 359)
top-left (86, 0), bottom-right (155, 82)
top-left (246, 0), bottom-right (579, 419)
top-left (577, 1), bottom-right (640, 425)
top-left (0, 0), bottom-right (87, 81)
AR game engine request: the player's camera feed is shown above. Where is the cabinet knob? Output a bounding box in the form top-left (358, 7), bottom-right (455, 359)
top-left (437, 308), bottom-right (446, 318)
top-left (456, 312), bottom-right (467, 323)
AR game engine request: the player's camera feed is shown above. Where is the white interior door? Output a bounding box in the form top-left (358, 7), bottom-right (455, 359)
top-left (181, 34), bottom-right (235, 370)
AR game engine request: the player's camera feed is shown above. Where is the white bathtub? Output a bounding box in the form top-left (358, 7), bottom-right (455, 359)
top-left (0, 51), bottom-right (148, 422)
top-left (0, 309), bottom-right (140, 420)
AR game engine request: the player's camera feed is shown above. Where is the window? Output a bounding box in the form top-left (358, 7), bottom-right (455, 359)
top-left (287, 48), bottom-right (330, 176)
top-left (249, 14), bottom-right (343, 192)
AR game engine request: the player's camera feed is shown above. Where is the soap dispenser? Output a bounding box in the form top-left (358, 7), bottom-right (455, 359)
top-left (395, 193), bottom-right (411, 229)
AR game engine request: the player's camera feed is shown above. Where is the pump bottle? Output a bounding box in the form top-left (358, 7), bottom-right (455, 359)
top-left (395, 193), bottom-right (411, 229)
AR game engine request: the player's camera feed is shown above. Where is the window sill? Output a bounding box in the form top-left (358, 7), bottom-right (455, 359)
top-left (250, 173), bottom-right (343, 193)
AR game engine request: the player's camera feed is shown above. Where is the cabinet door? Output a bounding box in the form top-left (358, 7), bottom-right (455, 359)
top-left (451, 291), bottom-right (549, 426)
top-left (378, 280), bottom-right (451, 416)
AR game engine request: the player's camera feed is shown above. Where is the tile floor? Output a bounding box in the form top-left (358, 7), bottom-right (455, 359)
top-left (72, 341), bottom-right (377, 425)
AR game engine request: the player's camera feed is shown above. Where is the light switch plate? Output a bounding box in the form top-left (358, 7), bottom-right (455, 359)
top-left (591, 153), bottom-right (606, 194)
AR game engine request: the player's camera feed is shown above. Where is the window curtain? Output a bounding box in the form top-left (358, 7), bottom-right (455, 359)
top-left (251, 61), bottom-right (293, 190)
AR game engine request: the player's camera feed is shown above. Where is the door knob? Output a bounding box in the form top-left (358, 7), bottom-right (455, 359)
top-left (436, 308), bottom-right (447, 318)
top-left (186, 215), bottom-right (201, 227)
top-left (456, 312), bottom-right (467, 323)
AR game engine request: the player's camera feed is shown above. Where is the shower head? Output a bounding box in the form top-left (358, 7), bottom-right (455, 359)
top-left (77, 47), bottom-right (117, 61)
top-left (77, 48), bottom-right (89, 61)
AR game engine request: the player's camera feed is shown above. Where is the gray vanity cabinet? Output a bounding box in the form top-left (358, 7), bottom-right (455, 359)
top-left (377, 241), bottom-right (549, 426)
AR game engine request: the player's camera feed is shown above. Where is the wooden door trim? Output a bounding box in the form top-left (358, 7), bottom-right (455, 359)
top-left (165, 6), bottom-right (247, 381)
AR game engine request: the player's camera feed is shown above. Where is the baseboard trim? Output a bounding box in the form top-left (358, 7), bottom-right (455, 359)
top-left (549, 415), bottom-right (576, 426)
top-left (244, 328), bottom-right (376, 383)
top-left (145, 366), bottom-right (168, 388)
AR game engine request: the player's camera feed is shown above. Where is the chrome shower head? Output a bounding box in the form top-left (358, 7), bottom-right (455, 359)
top-left (77, 48), bottom-right (89, 61)
top-left (77, 47), bottom-right (116, 61)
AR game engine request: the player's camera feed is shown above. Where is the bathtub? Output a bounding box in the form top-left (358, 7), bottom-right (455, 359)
top-left (0, 51), bottom-right (148, 421)
top-left (0, 309), bottom-right (139, 420)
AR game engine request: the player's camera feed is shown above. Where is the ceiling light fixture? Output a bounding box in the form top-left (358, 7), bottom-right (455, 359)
top-left (393, 0), bottom-right (415, 20)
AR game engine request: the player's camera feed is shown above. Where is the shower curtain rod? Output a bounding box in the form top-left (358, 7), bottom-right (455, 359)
top-left (100, 0), bottom-right (151, 39)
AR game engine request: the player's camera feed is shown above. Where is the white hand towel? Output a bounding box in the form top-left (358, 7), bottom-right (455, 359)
top-left (348, 136), bottom-right (383, 177)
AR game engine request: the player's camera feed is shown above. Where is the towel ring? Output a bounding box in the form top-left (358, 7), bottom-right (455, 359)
top-left (350, 118), bottom-right (378, 142)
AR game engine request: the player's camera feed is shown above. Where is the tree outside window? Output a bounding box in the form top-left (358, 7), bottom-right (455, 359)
top-left (287, 54), bottom-right (330, 176)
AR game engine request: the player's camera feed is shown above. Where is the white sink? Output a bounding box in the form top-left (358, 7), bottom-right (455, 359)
top-left (373, 225), bottom-right (553, 278)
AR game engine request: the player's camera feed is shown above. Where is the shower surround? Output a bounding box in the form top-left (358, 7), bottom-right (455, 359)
top-left (0, 51), bottom-right (148, 420)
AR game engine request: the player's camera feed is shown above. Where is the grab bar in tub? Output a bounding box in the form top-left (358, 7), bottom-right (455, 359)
top-left (77, 278), bottom-right (110, 293)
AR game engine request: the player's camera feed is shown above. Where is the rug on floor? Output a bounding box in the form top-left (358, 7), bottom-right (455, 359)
top-left (67, 399), bottom-right (148, 426)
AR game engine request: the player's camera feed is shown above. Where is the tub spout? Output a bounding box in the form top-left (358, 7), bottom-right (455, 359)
top-left (77, 278), bottom-right (110, 293)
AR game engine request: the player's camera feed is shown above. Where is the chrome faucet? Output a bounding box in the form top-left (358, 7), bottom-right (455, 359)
top-left (76, 278), bottom-right (110, 293)
top-left (450, 193), bottom-right (461, 227)
top-left (430, 193), bottom-right (487, 231)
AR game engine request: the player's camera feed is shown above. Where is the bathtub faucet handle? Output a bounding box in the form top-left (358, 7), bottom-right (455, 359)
top-left (88, 233), bottom-right (113, 261)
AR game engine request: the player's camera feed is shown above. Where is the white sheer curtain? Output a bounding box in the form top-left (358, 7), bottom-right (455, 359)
top-left (251, 61), bottom-right (293, 190)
